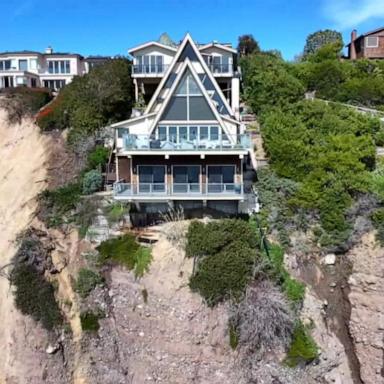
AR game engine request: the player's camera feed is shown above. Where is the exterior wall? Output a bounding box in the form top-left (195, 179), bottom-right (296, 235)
top-left (361, 31), bottom-right (384, 59)
top-left (117, 157), bottom-right (131, 182)
top-left (132, 46), bottom-right (175, 67)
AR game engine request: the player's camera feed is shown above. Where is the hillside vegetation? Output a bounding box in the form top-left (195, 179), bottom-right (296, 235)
top-left (241, 43), bottom-right (384, 251)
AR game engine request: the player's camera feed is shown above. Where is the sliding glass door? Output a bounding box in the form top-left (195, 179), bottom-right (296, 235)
top-left (138, 166), bottom-right (166, 193)
top-left (207, 165), bottom-right (235, 193)
top-left (173, 166), bottom-right (200, 193)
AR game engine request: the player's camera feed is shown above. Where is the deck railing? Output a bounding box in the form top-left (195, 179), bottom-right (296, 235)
top-left (122, 133), bottom-right (250, 152)
top-left (113, 182), bottom-right (244, 198)
top-left (132, 64), bottom-right (170, 74)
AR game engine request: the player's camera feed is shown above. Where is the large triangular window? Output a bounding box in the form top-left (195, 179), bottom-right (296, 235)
top-left (161, 70), bottom-right (216, 121)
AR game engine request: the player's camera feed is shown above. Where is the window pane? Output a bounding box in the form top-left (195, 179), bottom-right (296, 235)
top-left (179, 126), bottom-right (188, 141)
top-left (188, 74), bottom-right (201, 95)
top-left (161, 96), bottom-right (188, 120)
top-left (222, 166), bottom-right (234, 183)
top-left (139, 166), bottom-right (153, 183)
top-left (200, 126), bottom-right (208, 140)
top-left (153, 166), bottom-right (165, 183)
top-left (158, 126), bottom-right (167, 141)
top-left (19, 60), bottom-right (27, 71)
top-left (48, 62), bottom-right (53, 73)
top-left (65, 61), bottom-right (70, 73)
top-left (189, 97), bottom-right (216, 120)
top-left (169, 126), bottom-right (177, 142)
top-left (210, 126), bottom-right (219, 140)
top-left (175, 73), bottom-right (188, 95)
top-left (208, 166), bottom-right (222, 183)
top-left (189, 126), bottom-right (198, 141)
top-left (188, 166), bottom-right (199, 183)
top-left (174, 166), bottom-right (187, 183)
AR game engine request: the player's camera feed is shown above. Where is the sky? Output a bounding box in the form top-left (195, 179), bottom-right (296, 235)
top-left (1, 0), bottom-right (384, 60)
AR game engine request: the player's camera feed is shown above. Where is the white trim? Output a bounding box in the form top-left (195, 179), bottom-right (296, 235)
top-left (366, 36), bottom-right (379, 48)
top-left (110, 112), bottom-right (157, 127)
top-left (145, 33), bottom-right (235, 117)
top-left (199, 43), bottom-right (237, 54)
top-left (128, 41), bottom-right (177, 54)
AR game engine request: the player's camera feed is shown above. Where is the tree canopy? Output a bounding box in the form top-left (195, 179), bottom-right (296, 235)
top-left (237, 34), bottom-right (260, 57)
top-left (303, 29), bottom-right (343, 58)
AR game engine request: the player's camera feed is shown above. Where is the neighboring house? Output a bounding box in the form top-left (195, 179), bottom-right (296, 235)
top-left (347, 28), bottom-right (384, 60)
top-left (111, 33), bottom-right (252, 215)
top-left (0, 47), bottom-right (112, 91)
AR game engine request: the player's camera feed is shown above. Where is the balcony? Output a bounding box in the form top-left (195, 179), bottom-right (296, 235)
top-left (132, 64), bottom-right (170, 76)
top-left (207, 63), bottom-right (233, 75)
top-left (113, 182), bottom-right (244, 200)
top-left (121, 133), bottom-right (250, 153)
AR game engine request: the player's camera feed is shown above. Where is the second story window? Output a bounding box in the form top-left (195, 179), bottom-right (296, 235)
top-left (0, 60), bottom-right (11, 70)
top-left (48, 60), bottom-right (71, 74)
top-left (366, 36), bottom-right (379, 48)
top-left (19, 59), bottom-right (28, 71)
top-left (136, 55), bottom-right (164, 73)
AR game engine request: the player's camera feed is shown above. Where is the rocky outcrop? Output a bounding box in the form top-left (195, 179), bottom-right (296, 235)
top-left (347, 232), bottom-right (384, 384)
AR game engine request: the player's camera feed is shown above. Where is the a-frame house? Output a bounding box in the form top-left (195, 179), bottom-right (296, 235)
top-left (112, 33), bottom-right (251, 214)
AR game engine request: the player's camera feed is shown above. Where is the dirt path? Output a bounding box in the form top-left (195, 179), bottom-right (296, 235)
top-left (0, 109), bottom-right (51, 382)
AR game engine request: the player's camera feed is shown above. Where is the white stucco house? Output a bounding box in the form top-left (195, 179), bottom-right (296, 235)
top-left (111, 33), bottom-right (253, 214)
top-left (0, 47), bottom-right (111, 91)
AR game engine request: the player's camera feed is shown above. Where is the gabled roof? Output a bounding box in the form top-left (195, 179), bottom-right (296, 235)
top-left (199, 43), bottom-right (237, 54)
top-left (346, 27), bottom-right (384, 47)
top-left (110, 112), bottom-right (157, 127)
top-left (128, 41), bottom-right (178, 54)
top-left (148, 58), bottom-right (229, 137)
top-left (145, 33), bottom-right (235, 118)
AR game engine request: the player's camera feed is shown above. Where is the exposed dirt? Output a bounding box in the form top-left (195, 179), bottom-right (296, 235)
top-left (0, 109), bottom-right (69, 383)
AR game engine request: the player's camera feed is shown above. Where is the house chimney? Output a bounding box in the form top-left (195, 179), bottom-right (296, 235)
top-left (350, 30), bottom-right (357, 60)
top-left (45, 46), bottom-right (53, 54)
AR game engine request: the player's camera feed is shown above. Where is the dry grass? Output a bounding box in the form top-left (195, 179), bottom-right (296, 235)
top-left (159, 207), bottom-right (188, 250)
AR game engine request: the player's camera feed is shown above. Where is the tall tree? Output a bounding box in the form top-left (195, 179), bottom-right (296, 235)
top-left (303, 29), bottom-right (343, 57)
top-left (237, 34), bottom-right (260, 57)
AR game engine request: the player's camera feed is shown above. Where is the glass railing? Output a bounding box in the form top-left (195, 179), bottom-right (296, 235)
top-left (132, 64), bottom-right (170, 74)
top-left (207, 64), bottom-right (233, 74)
top-left (113, 182), bottom-right (243, 197)
top-left (122, 133), bottom-right (250, 152)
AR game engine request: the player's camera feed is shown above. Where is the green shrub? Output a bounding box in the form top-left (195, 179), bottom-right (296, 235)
top-left (74, 268), bottom-right (104, 298)
top-left (104, 202), bottom-right (130, 225)
top-left (80, 311), bottom-right (101, 332)
top-left (75, 197), bottom-right (100, 238)
top-left (11, 264), bottom-right (62, 330)
top-left (285, 322), bottom-right (318, 367)
top-left (260, 243), bottom-right (305, 305)
top-left (87, 146), bottom-right (109, 170)
top-left (38, 183), bottom-right (82, 227)
top-left (97, 234), bottom-right (152, 278)
top-left (185, 219), bottom-right (257, 258)
top-left (371, 208), bottom-right (384, 245)
top-left (189, 241), bottom-right (257, 306)
top-left (82, 169), bottom-right (103, 195)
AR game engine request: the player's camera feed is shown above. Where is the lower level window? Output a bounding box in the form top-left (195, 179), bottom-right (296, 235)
top-left (43, 79), bottom-right (66, 90)
top-left (138, 165), bottom-right (165, 193)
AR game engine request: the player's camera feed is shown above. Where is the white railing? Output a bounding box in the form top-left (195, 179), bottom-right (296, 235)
top-left (122, 133), bottom-right (250, 152)
top-left (113, 182), bottom-right (243, 197)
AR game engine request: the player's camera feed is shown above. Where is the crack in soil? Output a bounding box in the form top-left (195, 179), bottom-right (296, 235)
top-left (297, 255), bottom-right (363, 384)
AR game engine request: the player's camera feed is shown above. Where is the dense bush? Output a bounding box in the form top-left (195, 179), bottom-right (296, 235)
top-left (87, 146), bottom-right (109, 170)
top-left (97, 234), bottom-right (152, 278)
top-left (185, 219), bottom-right (258, 258)
top-left (231, 280), bottom-right (295, 357)
top-left (82, 169), bottom-right (103, 195)
top-left (371, 208), bottom-right (384, 245)
top-left (36, 58), bottom-right (133, 139)
top-left (189, 240), bottom-right (257, 306)
top-left (75, 268), bottom-right (104, 298)
top-left (11, 264), bottom-right (62, 330)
